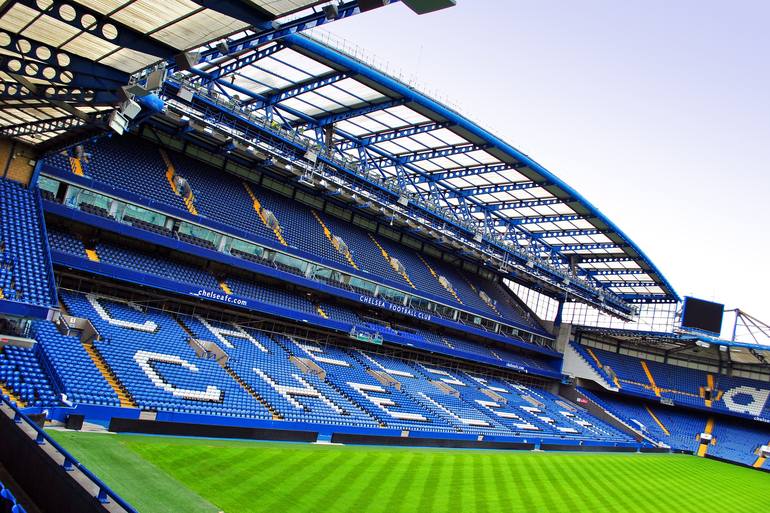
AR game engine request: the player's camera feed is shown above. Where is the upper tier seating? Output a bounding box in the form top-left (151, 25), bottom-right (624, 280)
top-left (46, 227), bottom-right (555, 373)
top-left (576, 343), bottom-right (770, 421)
top-left (470, 278), bottom-right (543, 331)
top-left (317, 213), bottom-right (405, 284)
top-left (164, 152), bottom-right (278, 243)
top-left (374, 237), bottom-right (456, 303)
top-left (0, 180), bottom-right (55, 307)
top-left (41, 135), bottom-right (538, 330)
top-left (44, 137), bottom-right (187, 211)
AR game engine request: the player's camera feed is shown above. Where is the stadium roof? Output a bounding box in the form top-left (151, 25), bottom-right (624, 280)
top-left (164, 33), bottom-right (679, 306)
top-left (0, 0), bottom-right (678, 309)
top-left (0, 0), bottom-right (386, 144)
top-left (576, 326), bottom-right (770, 369)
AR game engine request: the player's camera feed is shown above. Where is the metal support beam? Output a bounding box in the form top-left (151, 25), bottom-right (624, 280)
top-left (0, 82), bottom-right (116, 104)
top-left (587, 269), bottom-right (649, 276)
top-left (550, 242), bottom-right (621, 252)
top-left (392, 142), bottom-right (489, 165)
top-left (456, 180), bottom-right (545, 196)
top-left (415, 162), bottom-right (525, 183)
top-left (530, 228), bottom-right (604, 239)
top-left (245, 71), bottom-right (351, 110)
top-left (468, 197), bottom-right (568, 213)
top-left (492, 214), bottom-right (585, 227)
top-left (188, 0), bottom-right (273, 28)
top-left (0, 116), bottom-right (86, 137)
top-left (181, 1), bottom-right (379, 70)
top-left (191, 43), bottom-right (284, 84)
top-left (308, 98), bottom-right (405, 127)
top-left (17, 0), bottom-right (178, 58)
top-left (336, 121), bottom-right (453, 150)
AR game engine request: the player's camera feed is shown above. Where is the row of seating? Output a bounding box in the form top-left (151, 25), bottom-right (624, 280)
top-left (572, 342), bottom-right (770, 421)
top-left (45, 227), bottom-right (558, 374)
top-left (0, 179), bottom-right (55, 307)
top-left (0, 344), bottom-right (57, 407)
top-left (41, 136), bottom-right (543, 330)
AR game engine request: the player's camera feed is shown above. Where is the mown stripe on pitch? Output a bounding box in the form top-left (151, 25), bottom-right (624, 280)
top-left (313, 450), bottom-right (372, 511)
top-left (347, 452), bottom-right (400, 512)
top-left (260, 451), bottom-right (349, 512)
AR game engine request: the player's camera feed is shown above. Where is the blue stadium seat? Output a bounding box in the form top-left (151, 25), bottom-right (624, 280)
top-left (0, 179), bottom-right (56, 307)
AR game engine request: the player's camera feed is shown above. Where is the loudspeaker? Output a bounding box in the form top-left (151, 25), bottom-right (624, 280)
top-left (145, 68), bottom-right (165, 91)
top-left (323, 4), bottom-right (339, 19)
top-left (359, 0), bottom-right (390, 12)
top-left (65, 414), bottom-right (84, 431)
top-left (174, 51), bottom-right (199, 71)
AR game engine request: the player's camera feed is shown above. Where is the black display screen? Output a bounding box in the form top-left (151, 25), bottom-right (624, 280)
top-left (681, 297), bottom-right (724, 335)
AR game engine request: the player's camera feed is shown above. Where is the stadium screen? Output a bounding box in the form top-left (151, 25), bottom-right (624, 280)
top-left (681, 297), bottom-right (724, 335)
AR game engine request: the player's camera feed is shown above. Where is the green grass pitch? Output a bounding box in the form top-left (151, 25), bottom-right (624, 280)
top-left (48, 431), bottom-right (769, 513)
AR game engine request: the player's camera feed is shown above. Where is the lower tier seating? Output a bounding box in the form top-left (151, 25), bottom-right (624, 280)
top-left (2, 289), bottom-right (627, 443)
top-left (583, 388), bottom-right (770, 467)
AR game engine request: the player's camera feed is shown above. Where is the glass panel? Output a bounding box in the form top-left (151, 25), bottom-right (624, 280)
top-left (38, 176), bottom-right (60, 194)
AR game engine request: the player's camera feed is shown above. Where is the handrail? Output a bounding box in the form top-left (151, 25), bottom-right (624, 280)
top-left (33, 184), bottom-right (60, 308)
top-left (0, 395), bottom-right (138, 513)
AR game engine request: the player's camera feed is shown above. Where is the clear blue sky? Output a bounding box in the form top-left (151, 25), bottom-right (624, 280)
top-left (323, 0), bottom-right (770, 326)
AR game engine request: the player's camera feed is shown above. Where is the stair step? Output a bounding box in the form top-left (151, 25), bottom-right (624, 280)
top-left (83, 342), bottom-right (137, 408)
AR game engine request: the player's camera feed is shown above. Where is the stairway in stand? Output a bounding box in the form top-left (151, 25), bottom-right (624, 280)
top-left (82, 342), bottom-right (136, 408)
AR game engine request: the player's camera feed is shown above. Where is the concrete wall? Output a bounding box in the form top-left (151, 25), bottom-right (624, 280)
top-left (0, 139), bottom-right (37, 186)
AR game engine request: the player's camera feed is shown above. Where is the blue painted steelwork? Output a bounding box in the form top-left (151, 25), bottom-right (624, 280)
top-left (309, 99), bottom-right (406, 127)
top-left (155, 81), bottom-right (639, 316)
top-left (337, 121), bottom-right (454, 150)
top-left (281, 35), bottom-right (679, 303)
top-left (188, 43), bottom-right (285, 86)
top-left (0, 117), bottom-right (86, 138)
top-left (469, 197), bottom-right (570, 213)
top-left (244, 72), bottom-right (352, 110)
top-left (188, 1), bottom-right (394, 70)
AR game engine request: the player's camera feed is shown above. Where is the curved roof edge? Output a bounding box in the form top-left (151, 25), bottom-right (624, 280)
top-left (284, 34), bottom-right (679, 303)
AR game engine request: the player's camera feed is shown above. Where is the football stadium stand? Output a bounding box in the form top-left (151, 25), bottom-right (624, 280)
top-left (571, 342), bottom-right (770, 421)
top-left (3, 288), bottom-right (626, 444)
top-left (0, 180), bottom-right (57, 314)
top-left (0, 2), bottom-right (768, 511)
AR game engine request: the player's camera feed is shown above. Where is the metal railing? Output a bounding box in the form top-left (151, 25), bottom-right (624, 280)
top-left (0, 395), bottom-right (138, 513)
